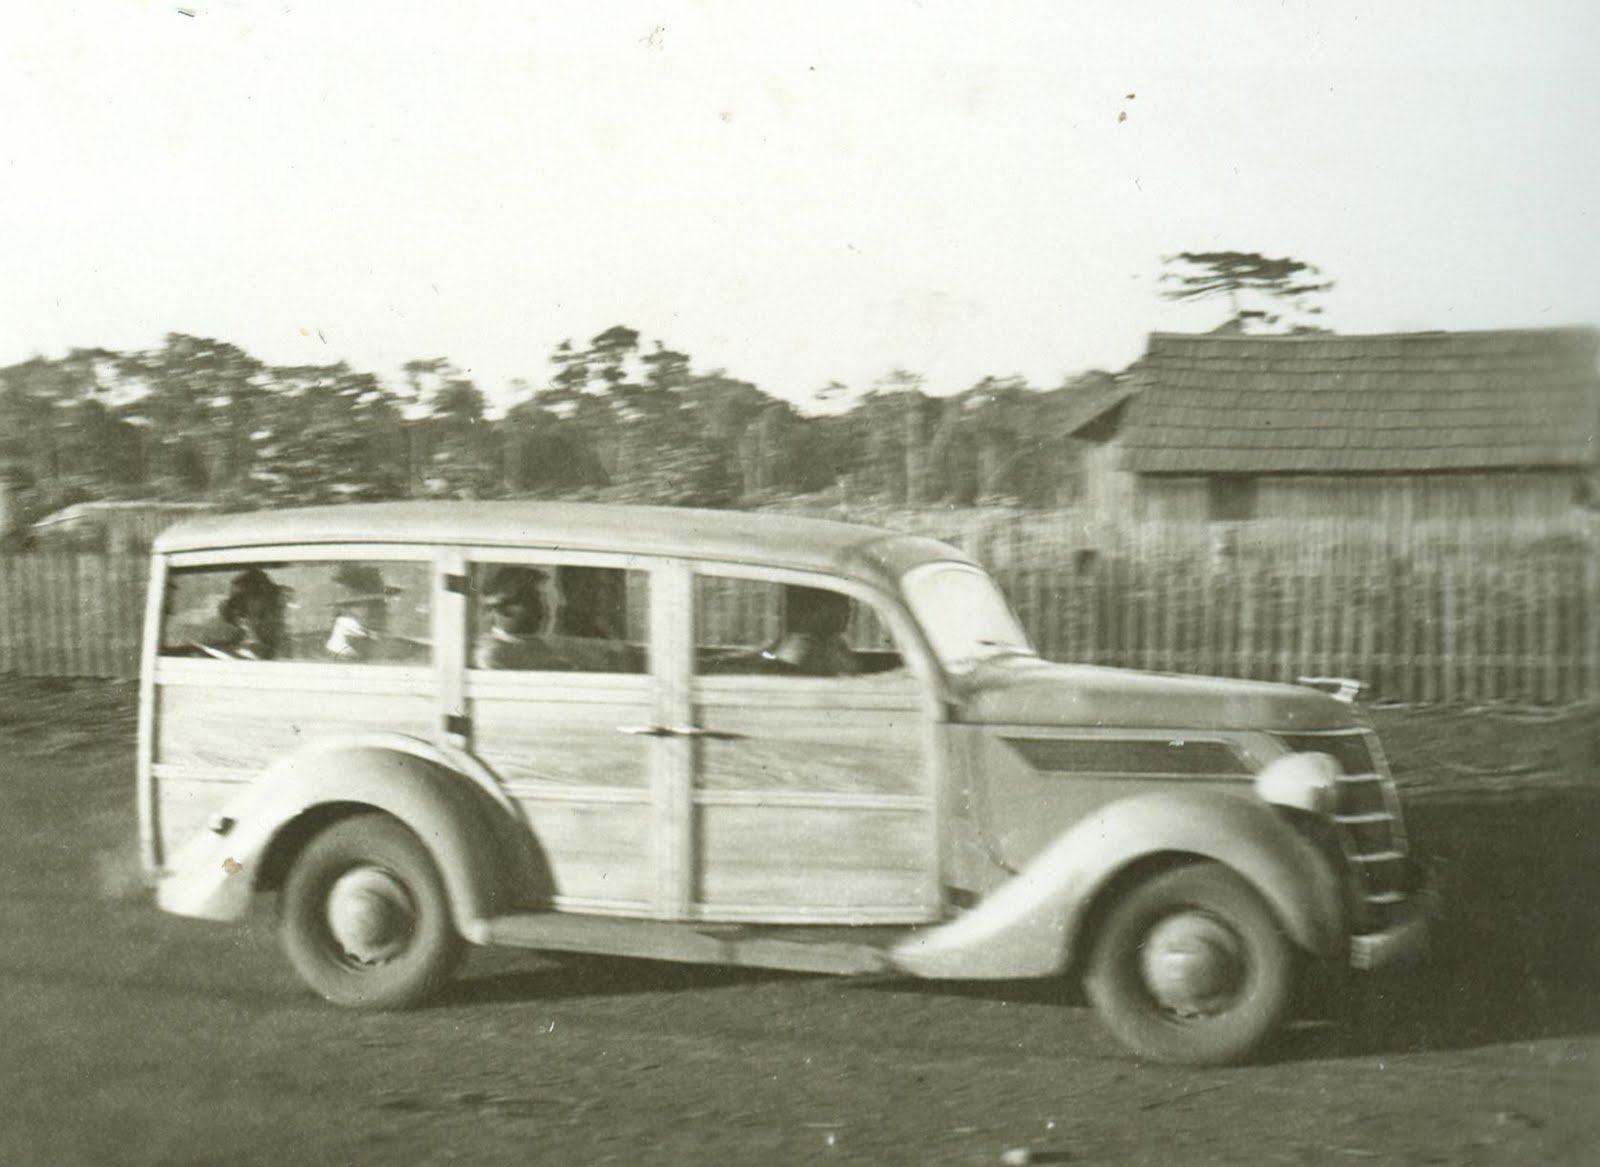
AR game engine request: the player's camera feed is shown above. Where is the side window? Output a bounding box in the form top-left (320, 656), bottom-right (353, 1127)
top-left (469, 562), bottom-right (648, 674)
top-left (161, 560), bottom-right (432, 665)
top-left (694, 577), bottom-right (902, 677)
top-left (162, 564), bottom-right (292, 661)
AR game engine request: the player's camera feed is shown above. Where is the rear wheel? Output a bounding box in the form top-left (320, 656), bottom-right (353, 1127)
top-left (280, 813), bottom-right (464, 1008)
top-left (1085, 861), bottom-right (1294, 1066)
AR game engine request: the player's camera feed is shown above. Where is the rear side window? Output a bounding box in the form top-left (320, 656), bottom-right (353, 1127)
top-left (468, 562), bottom-right (648, 673)
top-left (162, 560), bottom-right (432, 665)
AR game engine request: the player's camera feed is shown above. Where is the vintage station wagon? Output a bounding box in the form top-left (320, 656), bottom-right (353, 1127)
top-left (140, 501), bottom-right (1429, 1065)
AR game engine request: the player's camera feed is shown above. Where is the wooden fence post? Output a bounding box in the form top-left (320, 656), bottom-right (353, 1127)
top-left (1587, 540), bottom-right (1600, 701)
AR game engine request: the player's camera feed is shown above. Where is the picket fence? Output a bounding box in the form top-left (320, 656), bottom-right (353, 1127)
top-left (2, 530), bottom-right (1598, 705)
top-left (0, 554), bottom-right (147, 680)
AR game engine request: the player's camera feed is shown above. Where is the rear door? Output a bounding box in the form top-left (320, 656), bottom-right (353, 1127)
top-left (458, 550), bottom-right (669, 916)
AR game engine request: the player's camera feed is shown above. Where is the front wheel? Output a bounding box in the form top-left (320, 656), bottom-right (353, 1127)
top-left (1084, 861), bottom-right (1294, 1066)
top-left (280, 813), bottom-right (465, 1009)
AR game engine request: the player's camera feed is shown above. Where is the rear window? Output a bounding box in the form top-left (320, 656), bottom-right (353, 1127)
top-left (162, 560), bottom-right (432, 664)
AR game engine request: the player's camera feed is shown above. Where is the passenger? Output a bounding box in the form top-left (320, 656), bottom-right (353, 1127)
top-left (325, 564), bottom-right (402, 662)
top-left (200, 567), bottom-right (288, 660)
top-left (475, 566), bottom-right (571, 671)
top-left (763, 586), bottom-right (859, 676)
top-left (555, 566), bottom-right (625, 640)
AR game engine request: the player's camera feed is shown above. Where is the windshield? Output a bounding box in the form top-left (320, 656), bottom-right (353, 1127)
top-left (901, 562), bottom-right (1035, 671)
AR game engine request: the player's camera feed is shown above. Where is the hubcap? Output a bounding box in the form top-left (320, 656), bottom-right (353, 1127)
top-left (1139, 910), bottom-right (1246, 1018)
top-left (325, 867), bottom-right (415, 964)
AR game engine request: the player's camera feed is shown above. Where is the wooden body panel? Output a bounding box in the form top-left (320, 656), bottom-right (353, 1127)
top-left (155, 666), bottom-right (435, 772)
top-left (469, 674), bottom-right (657, 911)
top-left (693, 800), bottom-right (932, 920)
top-left (692, 695), bottom-right (925, 796)
top-left (152, 662), bottom-right (436, 859)
top-left (514, 794), bottom-right (655, 911)
top-left (469, 677), bottom-right (652, 788)
top-left (690, 677), bottom-right (938, 922)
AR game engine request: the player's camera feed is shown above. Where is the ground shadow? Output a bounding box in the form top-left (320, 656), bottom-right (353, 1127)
top-left (437, 950), bottom-right (799, 1008)
top-left (1285, 787), bottom-right (1600, 1059)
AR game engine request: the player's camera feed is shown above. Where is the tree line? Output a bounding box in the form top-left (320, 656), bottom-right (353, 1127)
top-left (0, 326), bottom-right (1108, 536)
top-left (0, 252), bottom-right (1336, 538)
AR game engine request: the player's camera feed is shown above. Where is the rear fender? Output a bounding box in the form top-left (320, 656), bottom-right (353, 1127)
top-left (892, 789), bottom-right (1343, 980)
top-left (155, 734), bottom-right (548, 943)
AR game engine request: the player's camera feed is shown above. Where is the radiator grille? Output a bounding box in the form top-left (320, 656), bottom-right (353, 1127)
top-left (1276, 729), bottom-right (1408, 927)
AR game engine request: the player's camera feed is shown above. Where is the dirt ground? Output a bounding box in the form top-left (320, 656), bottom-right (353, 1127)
top-left (0, 678), bottom-right (1595, 1166)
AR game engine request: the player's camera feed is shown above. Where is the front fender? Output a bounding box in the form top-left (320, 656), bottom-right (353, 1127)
top-left (892, 789), bottom-right (1343, 980)
top-left (156, 735), bottom-right (548, 943)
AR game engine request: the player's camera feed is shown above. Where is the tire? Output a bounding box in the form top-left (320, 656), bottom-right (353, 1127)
top-left (280, 813), bottom-right (465, 1009)
top-left (1084, 861), bottom-right (1294, 1066)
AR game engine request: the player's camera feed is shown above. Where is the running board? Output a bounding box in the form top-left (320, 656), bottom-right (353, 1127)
top-left (481, 913), bottom-right (908, 977)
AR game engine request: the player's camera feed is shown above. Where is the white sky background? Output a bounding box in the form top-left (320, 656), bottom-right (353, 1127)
top-left (3, 2), bottom-right (1597, 411)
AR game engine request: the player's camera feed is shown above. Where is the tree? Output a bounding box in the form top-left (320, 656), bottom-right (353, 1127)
top-left (1160, 251), bottom-right (1333, 333)
top-left (501, 400), bottom-right (611, 495)
top-left (402, 358), bottom-right (495, 498)
top-left (529, 329), bottom-right (766, 506)
top-left (247, 362), bottom-right (406, 505)
top-left (116, 334), bottom-right (266, 494)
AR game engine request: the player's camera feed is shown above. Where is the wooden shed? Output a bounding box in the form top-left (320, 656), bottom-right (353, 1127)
top-left (1067, 328), bottom-right (1600, 524)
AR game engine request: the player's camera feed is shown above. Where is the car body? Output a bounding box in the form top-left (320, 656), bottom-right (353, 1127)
top-left (140, 501), bottom-right (1430, 1065)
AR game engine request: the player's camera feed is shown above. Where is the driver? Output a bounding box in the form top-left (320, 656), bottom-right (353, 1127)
top-left (762, 586), bottom-right (859, 677)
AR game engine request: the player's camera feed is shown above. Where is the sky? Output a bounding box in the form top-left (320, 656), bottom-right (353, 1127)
top-left (4, 1), bottom-right (1598, 412)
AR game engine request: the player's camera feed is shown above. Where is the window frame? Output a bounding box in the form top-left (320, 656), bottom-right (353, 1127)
top-left (685, 559), bottom-right (942, 703)
top-left (155, 543), bottom-right (443, 677)
top-left (460, 546), bottom-right (656, 685)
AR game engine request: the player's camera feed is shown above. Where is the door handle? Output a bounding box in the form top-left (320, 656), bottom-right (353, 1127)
top-left (617, 724), bottom-right (747, 741)
top-left (673, 726), bottom-right (748, 741)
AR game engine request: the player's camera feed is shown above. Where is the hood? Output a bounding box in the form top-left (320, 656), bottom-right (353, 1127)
top-left (951, 657), bottom-right (1355, 733)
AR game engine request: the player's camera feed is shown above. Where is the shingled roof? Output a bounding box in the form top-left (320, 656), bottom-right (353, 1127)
top-left (1057, 371), bottom-right (1136, 441)
top-left (1111, 328), bottom-right (1600, 475)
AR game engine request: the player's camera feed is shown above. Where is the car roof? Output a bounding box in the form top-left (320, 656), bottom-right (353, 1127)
top-left (154, 501), bottom-right (976, 585)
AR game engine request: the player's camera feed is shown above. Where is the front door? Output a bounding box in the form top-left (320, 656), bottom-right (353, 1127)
top-left (682, 567), bottom-right (942, 924)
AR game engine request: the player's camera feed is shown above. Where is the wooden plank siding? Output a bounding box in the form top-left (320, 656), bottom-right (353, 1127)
top-left (1133, 472), bottom-right (1583, 526)
top-left (3, 519), bottom-right (1599, 704)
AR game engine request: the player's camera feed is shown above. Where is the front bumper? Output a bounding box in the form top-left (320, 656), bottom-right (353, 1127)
top-left (1348, 866), bottom-right (1440, 971)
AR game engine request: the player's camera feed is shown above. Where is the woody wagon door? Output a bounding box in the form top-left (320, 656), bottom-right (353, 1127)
top-left (459, 551), bottom-right (668, 917)
top-left (681, 566), bottom-right (942, 925)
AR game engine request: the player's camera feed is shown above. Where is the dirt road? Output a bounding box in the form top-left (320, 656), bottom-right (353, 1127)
top-left (1, 681), bottom-right (1595, 1165)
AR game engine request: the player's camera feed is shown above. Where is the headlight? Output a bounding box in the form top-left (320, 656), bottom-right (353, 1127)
top-left (1254, 751), bottom-right (1342, 814)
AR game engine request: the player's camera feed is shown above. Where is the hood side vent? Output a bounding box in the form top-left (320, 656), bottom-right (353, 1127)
top-left (1002, 737), bottom-right (1251, 778)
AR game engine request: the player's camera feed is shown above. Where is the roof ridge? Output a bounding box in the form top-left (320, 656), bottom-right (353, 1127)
top-left (1146, 325), bottom-right (1600, 345)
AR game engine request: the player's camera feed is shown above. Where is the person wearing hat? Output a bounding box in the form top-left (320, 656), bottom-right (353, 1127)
top-left (475, 565), bottom-right (573, 671)
top-left (325, 563), bottom-right (403, 662)
top-left (188, 566), bottom-right (289, 660)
